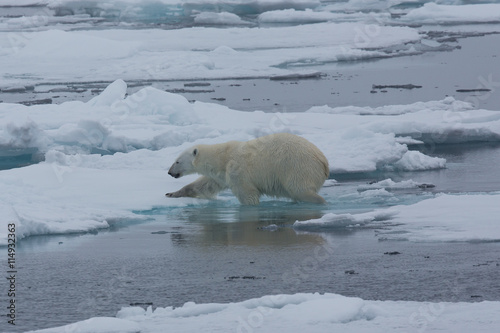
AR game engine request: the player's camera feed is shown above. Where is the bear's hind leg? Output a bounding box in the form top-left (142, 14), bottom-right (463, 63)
top-left (233, 188), bottom-right (261, 205)
top-left (229, 183), bottom-right (261, 205)
top-left (166, 176), bottom-right (226, 199)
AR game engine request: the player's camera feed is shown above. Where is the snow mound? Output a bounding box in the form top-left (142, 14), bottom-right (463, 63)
top-left (194, 12), bottom-right (251, 25)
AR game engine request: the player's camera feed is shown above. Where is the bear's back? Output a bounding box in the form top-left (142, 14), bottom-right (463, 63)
top-left (242, 133), bottom-right (329, 197)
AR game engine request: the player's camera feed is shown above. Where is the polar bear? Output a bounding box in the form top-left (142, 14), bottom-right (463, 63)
top-left (166, 133), bottom-right (329, 205)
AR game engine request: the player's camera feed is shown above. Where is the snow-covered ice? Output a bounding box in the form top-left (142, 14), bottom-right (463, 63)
top-left (0, 22), bottom-right (421, 87)
top-left (30, 292), bottom-right (500, 333)
top-left (400, 3), bottom-right (500, 25)
top-left (294, 193), bottom-right (500, 243)
top-left (378, 192), bottom-right (500, 242)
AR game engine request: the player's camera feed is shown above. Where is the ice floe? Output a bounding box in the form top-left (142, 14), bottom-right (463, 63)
top-left (377, 192), bottom-right (500, 242)
top-left (400, 3), bottom-right (500, 25)
top-left (0, 22), bottom-right (421, 85)
top-left (296, 193), bottom-right (500, 243)
top-left (29, 292), bottom-right (500, 333)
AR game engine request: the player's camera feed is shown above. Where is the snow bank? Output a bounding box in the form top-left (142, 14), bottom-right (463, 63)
top-left (2, 81), bottom-right (500, 244)
top-left (30, 292), bottom-right (500, 333)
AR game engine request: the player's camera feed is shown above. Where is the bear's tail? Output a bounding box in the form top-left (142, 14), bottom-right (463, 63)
top-left (321, 159), bottom-right (330, 180)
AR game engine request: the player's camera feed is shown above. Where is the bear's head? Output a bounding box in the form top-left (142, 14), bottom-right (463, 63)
top-left (168, 146), bottom-right (199, 178)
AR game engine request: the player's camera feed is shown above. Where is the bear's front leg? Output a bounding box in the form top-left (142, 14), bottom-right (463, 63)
top-left (166, 176), bottom-right (226, 199)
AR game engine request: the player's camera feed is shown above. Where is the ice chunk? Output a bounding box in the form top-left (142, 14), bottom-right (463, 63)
top-left (270, 71), bottom-right (323, 80)
top-left (358, 178), bottom-right (433, 191)
top-left (87, 79), bottom-right (127, 107)
top-left (293, 210), bottom-right (396, 229)
top-left (391, 150), bottom-right (446, 171)
top-left (322, 179), bottom-right (338, 187)
top-left (115, 86), bottom-right (199, 125)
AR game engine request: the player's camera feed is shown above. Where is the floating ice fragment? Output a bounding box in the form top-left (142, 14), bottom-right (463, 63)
top-left (259, 224), bottom-right (279, 231)
top-left (270, 71), bottom-right (323, 80)
top-left (392, 151), bottom-right (446, 171)
top-left (322, 179), bottom-right (338, 187)
top-left (358, 178), bottom-right (435, 191)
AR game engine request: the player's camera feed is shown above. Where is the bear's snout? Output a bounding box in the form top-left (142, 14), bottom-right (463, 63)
top-left (168, 171), bottom-right (180, 178)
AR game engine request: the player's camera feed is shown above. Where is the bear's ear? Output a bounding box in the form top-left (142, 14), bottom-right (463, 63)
top-left (193, 148), bottom-right (198, 156)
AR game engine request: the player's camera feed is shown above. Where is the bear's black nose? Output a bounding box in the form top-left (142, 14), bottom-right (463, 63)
top-left (168, 171), bottom-right (180, 178)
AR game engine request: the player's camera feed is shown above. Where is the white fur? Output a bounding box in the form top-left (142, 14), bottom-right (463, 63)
top-left (166, 133), bottom-right (329, 205)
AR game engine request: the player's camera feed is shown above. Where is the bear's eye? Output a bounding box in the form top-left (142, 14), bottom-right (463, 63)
top-left (175, 161), bottom-right (179, 164)
top-left (193, 148), bottom-right (198, 156)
